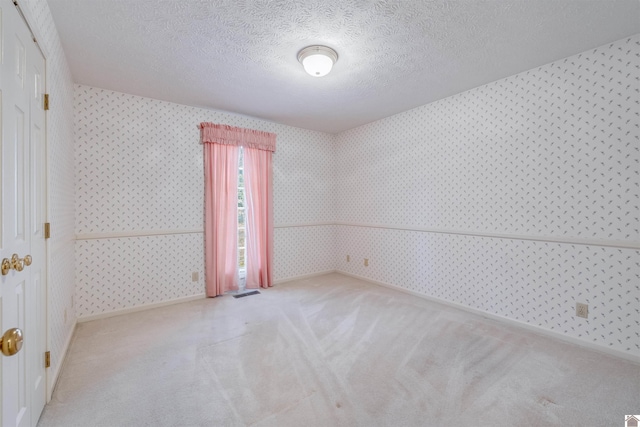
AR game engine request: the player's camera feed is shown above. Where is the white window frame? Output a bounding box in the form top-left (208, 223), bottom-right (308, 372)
top-left (238, 147), bottom-right (246, 281)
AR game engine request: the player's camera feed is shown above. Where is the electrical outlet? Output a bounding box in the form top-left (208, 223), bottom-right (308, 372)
top-left (346, 255), bottom-right (350, 262)
top-left (364, 258), bottom-right (369, 267)
top-left (192, 272), bottom-right (199, 282)
top-left (64, 309), bottom-right (67, 324)
top-left (576, 303), bottom-right (588, 319)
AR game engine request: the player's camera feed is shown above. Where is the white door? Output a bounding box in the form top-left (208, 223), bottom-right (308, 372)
top-left (0, 0), bottom-right (47, 426)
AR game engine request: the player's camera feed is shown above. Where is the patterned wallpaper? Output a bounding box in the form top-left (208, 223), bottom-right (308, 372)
top-left (275, 225), bottom-right (336, 280)
top-left (74, 85), bottom-right (336, 317)
top-left (335, 36), bottom-right (640, 357)
top-left (19, 0), bottom-right (76, 381)
top-left (74, 36), bottom-right (639, 359)
top-left (336, 227), bottom-right (638, 354)
top-left (74, 87), bottom-right (336, 233)
top-left (336, 36), bottom-right (639, 242)
top-left (75, 234), bottom-right (205, 311)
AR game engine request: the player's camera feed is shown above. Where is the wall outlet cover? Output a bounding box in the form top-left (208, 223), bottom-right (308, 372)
top-left (576, 303), bottom-right (588, 319)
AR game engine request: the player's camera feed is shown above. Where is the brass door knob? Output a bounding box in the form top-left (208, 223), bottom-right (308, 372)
top-left (1, 328), bottom-right (23, 356)
top-left (1, 258), bottom-right (9, 275)
top-left (12, 254), bottom-right (24, 272)
top-left (1, 254), bottom-right (32, 275)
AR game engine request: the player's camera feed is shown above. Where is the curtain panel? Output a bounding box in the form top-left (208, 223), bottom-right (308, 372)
top-left (244, 147), bottom-right (274, 289)
top-left (203, 143), bottom-right (239, 296)
top-left (200, 123), bottom-right (276, 296)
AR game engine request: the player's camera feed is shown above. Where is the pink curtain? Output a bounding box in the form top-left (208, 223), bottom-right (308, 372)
top-left (203, 142), bottom-right (239, 296)
top-left (200, 123), bottom-right (276, 296)
top-left (244, 147), bottom-right (274, 289)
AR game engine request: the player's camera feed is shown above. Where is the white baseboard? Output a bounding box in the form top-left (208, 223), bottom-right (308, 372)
top-left (47, 319), bottom-right (77, 401)
top-left (275, 270), bottom-right (338, 285)
top-left (74, 272), bottom-right (336, 324)
top-left (77, 294), bottom-right (206, 323)
top-left (73, 271), bottom-right (334, 324)
top-left (336, 270), bottom-right (640, 365)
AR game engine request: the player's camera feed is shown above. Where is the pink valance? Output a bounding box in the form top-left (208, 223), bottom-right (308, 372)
top-left (199, 123), bottom-right (276, 152)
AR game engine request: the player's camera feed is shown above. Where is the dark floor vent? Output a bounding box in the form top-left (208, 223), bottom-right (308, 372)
top-left (233, 290), bottom-right (261, 299)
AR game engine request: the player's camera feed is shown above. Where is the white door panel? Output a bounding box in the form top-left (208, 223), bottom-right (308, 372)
top-left (1, 0), bottom-right (48, 426)
top-left (26, 20), bottom-right (46, 423)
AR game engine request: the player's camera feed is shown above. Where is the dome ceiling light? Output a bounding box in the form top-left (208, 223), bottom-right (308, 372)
top-left (297, 45), bottom-right (338, 77)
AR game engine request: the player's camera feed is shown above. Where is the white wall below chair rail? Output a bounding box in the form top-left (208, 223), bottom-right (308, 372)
top-left (75, 233), bottom-right (206, 317)
top-left (76, 269), bottom-right (338, 323)
top-left (335, 224), bottom-right (639, 357)
top-left (336, 270), bottom-right (640, 364)
top-left (74, 224), bottom-right (337, 317)
top-left (72, 222), bottom-right (639, 357)
top-left (76, 294), bottom-right (206, 322)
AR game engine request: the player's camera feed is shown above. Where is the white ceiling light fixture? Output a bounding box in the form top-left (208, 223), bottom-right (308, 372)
top-left (297, 45), bottom-right (338, 77)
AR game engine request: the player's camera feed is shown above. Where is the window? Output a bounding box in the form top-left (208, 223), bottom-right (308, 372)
top-left (200, 122), bottom-right (275, 296)
top-left (237, 147), bottom-right (246, 286)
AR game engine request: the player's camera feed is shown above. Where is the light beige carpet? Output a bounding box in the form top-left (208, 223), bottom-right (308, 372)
top-left (38, 273), bottom-right (639, 426)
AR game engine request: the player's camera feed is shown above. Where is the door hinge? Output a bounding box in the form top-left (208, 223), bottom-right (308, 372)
top-left (45, 351), bottom-right (51, 368)
top-left (44, 93), bottom-right (50, 110)
top-left (44, 222), bottom-right (51, 239)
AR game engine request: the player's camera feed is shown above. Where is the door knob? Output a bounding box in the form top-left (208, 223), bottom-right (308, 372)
top-left (1, 328), bottom-right (23, 356)
top-left (12, 254), bottom-right (24, 272)
top-left (1, 254), bottom-right (32, 275)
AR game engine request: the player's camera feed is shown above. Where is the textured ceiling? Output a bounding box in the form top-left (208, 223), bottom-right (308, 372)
top-left (48, 0), bottom-right (639, 133)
